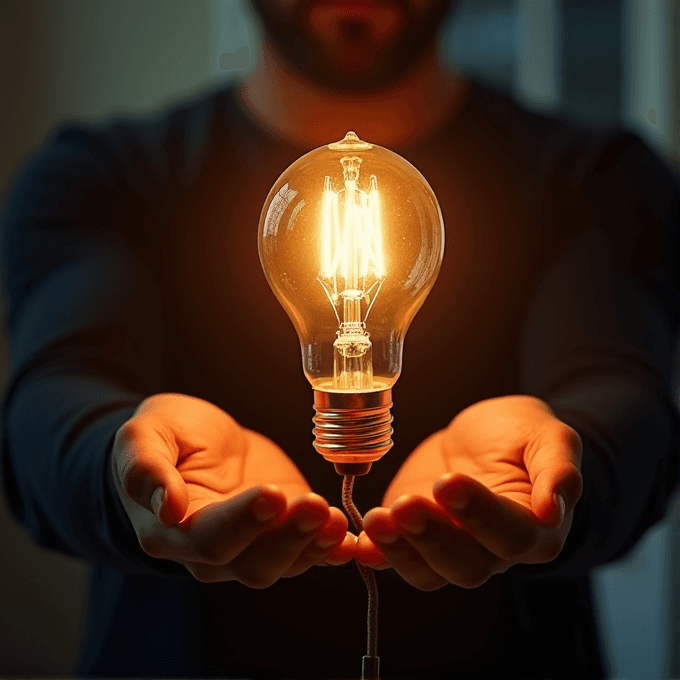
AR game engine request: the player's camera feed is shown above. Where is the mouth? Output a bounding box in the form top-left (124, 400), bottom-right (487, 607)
top-left (306, 0), bottom-right (406, 43)
top-left (312, 1), bottom-right (398, 16)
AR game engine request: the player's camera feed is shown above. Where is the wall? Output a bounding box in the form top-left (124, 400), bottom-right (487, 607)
top-left (0, 1), bottom-right (214, 674)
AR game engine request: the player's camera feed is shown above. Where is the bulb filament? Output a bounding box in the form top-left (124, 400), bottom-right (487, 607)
top-left (318, 156), bottom-right (386, 390)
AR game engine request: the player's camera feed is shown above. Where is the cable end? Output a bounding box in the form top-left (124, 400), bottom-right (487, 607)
top-left (362, 655), bottom-right (380, 680)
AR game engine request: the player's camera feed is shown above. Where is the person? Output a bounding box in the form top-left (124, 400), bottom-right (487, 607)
top-left (1, 0), bottom-right (678, 678)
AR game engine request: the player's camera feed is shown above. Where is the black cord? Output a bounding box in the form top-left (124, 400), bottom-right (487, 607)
top-left (342, 475), bottom-right (380, 680)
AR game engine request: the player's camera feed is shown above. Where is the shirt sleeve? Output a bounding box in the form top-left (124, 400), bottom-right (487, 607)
top-left (516, 131), bottom-right (680, 577)
top-left (0, 125), bottom-right (187, 577)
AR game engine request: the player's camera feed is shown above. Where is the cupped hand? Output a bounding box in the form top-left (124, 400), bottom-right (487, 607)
top-left (355, 395), bottom-right (583, 590)
top-left (111, 393), bottom-right (353, 585)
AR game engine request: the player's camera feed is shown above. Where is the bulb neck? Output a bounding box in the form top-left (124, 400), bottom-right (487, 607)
top-left (312, 388), bottom-right (393, 476)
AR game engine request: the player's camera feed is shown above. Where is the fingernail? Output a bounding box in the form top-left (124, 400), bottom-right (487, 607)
top-left (399, 512), bottom-right (427, 535)
top-left (151, 487), bottom-right (164, 517)
top-left (433, 473), bottom-right (454, 494)
top-left (554, 492), bottom-right (566, 523)
top-left (252, 496), bottom-right (278, 523)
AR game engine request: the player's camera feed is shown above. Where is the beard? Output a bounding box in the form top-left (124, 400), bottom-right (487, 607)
top-left (248, 0), bottom-right (455, 93)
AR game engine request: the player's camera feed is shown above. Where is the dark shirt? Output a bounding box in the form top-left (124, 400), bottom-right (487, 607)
top-left (1, 80), bottom-right (679, 679)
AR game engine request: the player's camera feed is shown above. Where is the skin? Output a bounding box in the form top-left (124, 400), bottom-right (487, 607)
top-left (240, 0), bottom-right (468, 148)
top-left (112, 394), bottom-right (354, 586)
top-left (114, 0), bottom-right (584, 589)
top-left (353, 396), bottom-right (583, 590)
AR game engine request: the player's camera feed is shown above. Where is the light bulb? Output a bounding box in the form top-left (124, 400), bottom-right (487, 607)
top-left (259, 131), bottom-right (444, 475)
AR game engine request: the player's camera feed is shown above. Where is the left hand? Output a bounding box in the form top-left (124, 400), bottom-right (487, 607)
top-left (354, 395), bottom-right (583, 590)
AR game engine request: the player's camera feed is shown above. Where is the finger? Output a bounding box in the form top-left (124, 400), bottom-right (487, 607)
top-left (355, 511), bottom-right (391, 568)
top-left (433, 474), bottom-right (542, 561)
top-left (182, 485), bottom-right (286, 564)
top-left (362, 506), bottom-right (447, 589)
top-left (354, 531), bottom-right (390, 569)
top-left (324, 531), bottom-right (358, 566)
top-left (138, 485), bottom-right (284, 565)
top-left (524, 422), bottom-right (583, 526)
top-left (281, 507), bottom-right (349, 576)
top-left (355, 550), bottom-right (390, 569)
top-left (226, 493), bottom-right (330, 588)
top-left (113, 418), bottom-right (189, 526)
top-left (390, 495), bottom-right (503, 589)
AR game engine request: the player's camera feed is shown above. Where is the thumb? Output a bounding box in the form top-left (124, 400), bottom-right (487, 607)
top-left (528, 422), bottom-right (583, 527)
top-left (112, 419), bottom-right (189, 526)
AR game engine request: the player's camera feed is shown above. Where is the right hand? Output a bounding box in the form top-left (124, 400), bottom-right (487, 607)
top-left (111, 393), bottom-right (354, 586)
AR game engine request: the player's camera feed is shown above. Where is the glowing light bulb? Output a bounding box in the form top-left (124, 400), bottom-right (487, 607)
top-left (259, 131), bottom-right (444, 475)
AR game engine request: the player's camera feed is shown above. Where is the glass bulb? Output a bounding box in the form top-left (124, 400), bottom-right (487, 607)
top-left (259, 131), bottom-right (444, 474)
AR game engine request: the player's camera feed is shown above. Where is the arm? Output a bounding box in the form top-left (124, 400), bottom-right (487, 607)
top-left (1, 126), bottom-right (172, 574)
top-left (354, 132), bottom-right (679, 586)
top-left (1, 126), bottom-right (352, 579)
top-left (517, 132), bottom-right (680, 574)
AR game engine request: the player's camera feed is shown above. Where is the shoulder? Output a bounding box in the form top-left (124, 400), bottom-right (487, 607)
top-left (464, 79), bottom-right (675, 194)
top-left (8, 84), bottom-right (239, 205)
top-left (1, 85), bottom-right (243, 279)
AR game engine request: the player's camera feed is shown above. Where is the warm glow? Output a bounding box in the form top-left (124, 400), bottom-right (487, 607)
top-left (258, 130), bottom-right (444, 394)
top-left (319, 159), bottom-right (385, 297)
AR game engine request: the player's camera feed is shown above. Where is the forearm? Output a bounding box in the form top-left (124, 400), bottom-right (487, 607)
top-left (3, 368), bottom-right (187, 577)
top-left (0, 120), bottom-right (193, 576)
top-left (516, 138), bottom-right (680, 574)
top-left (542, 371), bottom-right (678, 575)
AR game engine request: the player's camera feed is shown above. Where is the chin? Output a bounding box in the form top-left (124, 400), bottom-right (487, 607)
top-left (251, 0), bottom-right (455, 91)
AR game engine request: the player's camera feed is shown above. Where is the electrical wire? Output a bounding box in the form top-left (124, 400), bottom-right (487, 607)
top-left (342, 475), bottom-right (380, 680)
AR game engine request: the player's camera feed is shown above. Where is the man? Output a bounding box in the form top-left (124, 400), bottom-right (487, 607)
top-left (2, 1), bottom-right (678, 678)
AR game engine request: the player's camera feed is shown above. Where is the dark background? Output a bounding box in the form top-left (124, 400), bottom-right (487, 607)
top-left (0, 0), bottom-right (678, 677)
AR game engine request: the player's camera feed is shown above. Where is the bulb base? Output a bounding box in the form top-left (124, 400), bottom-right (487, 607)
top-left (312, 389), bottom-right (393, 476)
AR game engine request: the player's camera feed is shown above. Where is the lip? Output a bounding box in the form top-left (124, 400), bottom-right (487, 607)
top-left (311, 0), bottom-right (396, 8)
top-left (306, 0), bottom-right (405, 37)
top-left (307, 0), bottom-right (402, 18)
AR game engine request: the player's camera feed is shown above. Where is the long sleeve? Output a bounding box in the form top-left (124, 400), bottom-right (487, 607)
top-left (518, 132), bottom-right (680, 576)
top-left (1, 125), bottom-right (185, 576)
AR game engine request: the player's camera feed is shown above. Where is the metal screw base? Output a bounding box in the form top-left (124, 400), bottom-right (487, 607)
top-left (312, 389), bottom-right (393, 476)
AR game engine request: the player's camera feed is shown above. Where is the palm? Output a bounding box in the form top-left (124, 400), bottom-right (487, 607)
top-left (357, 396), bottom-right (583, 589)
top-left (137, 394), bottom-right (311, 520)
top-left (177, 433), bottom-right (311, 518)
top-left (384, 396), bottom-right (557, 511)
top-left (440, 441), bottom-right (533, 509)
top-left (115, 393), bottom-right (354, 585)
